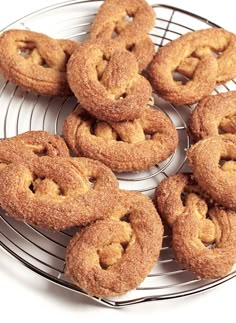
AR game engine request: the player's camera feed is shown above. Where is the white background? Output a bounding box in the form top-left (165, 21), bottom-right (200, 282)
top-left (0, 1), bottom-right (235, 322)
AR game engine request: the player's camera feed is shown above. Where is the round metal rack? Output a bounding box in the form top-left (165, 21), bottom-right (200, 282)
top-left (0, 1), bottom-right (235, 307)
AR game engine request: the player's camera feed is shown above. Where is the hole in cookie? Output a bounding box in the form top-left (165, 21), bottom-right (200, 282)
top-left (126, 43), bottom-right (135, 52)
top-left (206, 242), bottom-right (216, 249)
top-left (145, 134), bottom-right (151, 140)
top-left (120, 241), bottom-right (129, 250)
top-left (18, 47), bottom-right (34, 58)
top-left (34, 148), bottom-right (47, 157)
top-left (41, 60), bottom-right (50, 68)
top-left (172, 71), bottom-right (189, 84)
top-left (30, 177), bottom-right (63, 197)
top-left (212, 51), bottom-right (220, 58)
top-left (181, 191), bottom-right (188, 206)
top-left (89, 177), bottom-right (96, 188)
top-left (120, 214), bottom-right (130, 222)
top-left (111, 30), bottom-right (119, 39)
top-left (124, 14), bottom-right (134, 23)
top-left (29, 182), bottom-right (35, 193)
top-left (119, 93), bottom-right (127, 100)
top-left (220, 159), bottom-right (236, 171)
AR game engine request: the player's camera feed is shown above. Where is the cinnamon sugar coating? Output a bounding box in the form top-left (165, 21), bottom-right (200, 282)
top-left (90, 0), bottom-right (155, 71)
top-left (156, 176), bottom-right (236, 279)
top-left (173, 195), bottom-right (236, 279)
top-left (155, 174), bottom-right (216, 243)
top-left (66, 190), bottom-right (163, 297)
top-left (188, 91), bottom-right (236, 142)
top-left (187, 134), bottom-right (236, 209)
top-left (148, 28), bottom-right (236, 105)
top-left (67, 39), bottom-right (152, 122)
top-left (0, 29), bottom-right (79, 96)
top-left (0, 130), bottom-right (69, 171)
top-left (63, 105), bottom-right (178, 172)
top-left (0, 157), bottom-right (119, 230)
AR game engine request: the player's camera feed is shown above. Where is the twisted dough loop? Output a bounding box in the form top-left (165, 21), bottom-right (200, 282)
top-left (67, 39), bottom-right (152, 122)
top-left (66, 190), bottom-right (163, 297)
top-left (188, 134), bottom-right (236, 209)
top-left (173, 194), bottom-right (236, 279)
top-left (188, 91), bottom-right (236, 142)
top-left (155, 174), bottom-right (216, 243)
top-left (90, 0), bottom-right (155, 71)
top-left (148, 28), bottom-right (236, 105)
top-left (177, 30), bottom-right (236, 83)
top-left (0, 29), bottom-right (79, 96)
top-left (0, 131), bottom-right (69, 171)
top-left (63, 105), bottom-right (178, 172)
top-left (0, 157), bottom-right (118, 230)
top-left (90, 0), bottom-right (155, 43)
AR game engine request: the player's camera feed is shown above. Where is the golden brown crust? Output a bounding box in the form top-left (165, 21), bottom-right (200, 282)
top-left (90, 0), bottom-right (155, 42)
top-left (67, 39), bottom-right (152, 122)
top-left (155, 174), bottom-right (216, 243)
top-left (188, 91), bottom-right (236, 142)
top-left (62, 105), bottom-right (178, 172)
top-left (173, 195), bottom-right (236, 279)
top-left (0, 156), bottom-right (118, 230)
top-left (187, 134), bottom-right (236, 209)
top-left (148, 28), bottom-right (236, 105)
top-left (90, 0), bottom-right (156, 72)
top-left (11, 130), bottom-right (69, 157)
top-left (155, 173), bottom-right (194, 226)
top-left (0, 130), bottom-right (69, 170)
top-left (127, 36), bottom-right (155, 72)
top-left (65, 190), bottom-right (163, 297)
top-left (0, 29), bottom-right (79, 96)
top-left (177, 32), bottom-right (236, 84)
top-left (89, 0), bottom-right (155, 72)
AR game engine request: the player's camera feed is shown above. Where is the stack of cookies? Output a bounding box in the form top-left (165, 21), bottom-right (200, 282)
top-left (0, 0), bottom-right (235, 298)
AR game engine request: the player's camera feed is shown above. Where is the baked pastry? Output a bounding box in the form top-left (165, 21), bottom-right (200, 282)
top-left (173, 194), bottom-right (236, 279)
top-left (0, 130), bottom-right (69, 171)
top-left (155, 174), bottom-right (236, 279)
top-left (62, 105), bottom-right (178, 172)
top-left (0, 29), bottom-right (79, 96)
top-left (155, 173), bottom-right (215, 242)
top-left (148, 28), bottom-right (236, 105)
top-left (187, 134), bottom-right (236, 209)
top-left (0, 157), bottom-right (119, 230)
top-left (66, 190), bottom-right (163, 297)
top-left (67, 39), bottom-right (152, 122)
top-left (90, 0), bottom-right (155, 71)
top-left (188, 91), bottom-right (236, 142)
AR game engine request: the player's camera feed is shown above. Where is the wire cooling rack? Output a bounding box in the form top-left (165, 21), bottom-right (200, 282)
top-left (0, 1), bottom-right (236, 308)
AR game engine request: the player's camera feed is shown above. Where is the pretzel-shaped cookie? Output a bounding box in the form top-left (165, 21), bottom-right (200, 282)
top-left (177, 31), bottom-right (236, 84)
top-left (172, 194), bottom-right (236, 279)
top-left (65, 190), bottom-right (163, 297)
top-left (90, 0), bottom-right (155, 71)
top-left (0, 157), bottom-right (118, 230)
top-left (155, 174), bottom-right (216, 243)
top-left (148, 28), bottom-right (236, 105)
top-left (67, 39), bottom-right (152, 122)
top-left (63, 105), bottom-right (178, 172)
top-left (188, 134), bottom-right (236, 209)
top-left (188, 91), bottom-right (236, 142)
top-left (0, 29), bottom-right (79, 96)
top-left (0, 130), bottom-right (69, 171)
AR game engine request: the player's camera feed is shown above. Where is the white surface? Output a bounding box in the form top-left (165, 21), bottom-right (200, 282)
top-left (0, 0), bottom-right (236, 322)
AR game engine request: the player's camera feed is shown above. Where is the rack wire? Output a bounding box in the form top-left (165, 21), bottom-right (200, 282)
top-left (0, 1), bottom-right (236, 307)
